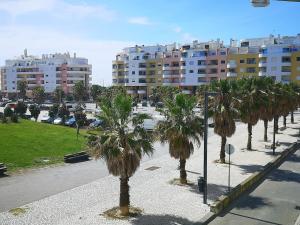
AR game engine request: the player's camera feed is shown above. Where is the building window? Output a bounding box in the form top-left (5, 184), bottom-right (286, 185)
top-left (240, 59), bottom-right (245, 64)
top-left (246, 58), bottom-right (256, 64)
top-left (246, 67), bottom-right (256, 73)
top-left (189, 70), bottom-right (194, 73)
top-left (198, 69), bottom-right (205, 74)
top-left (221, 69), bottom-right (225, 73)
top-left (296, 57), bottom-right (300, 62)
top-left (221, 60), bottom-right (225, 64)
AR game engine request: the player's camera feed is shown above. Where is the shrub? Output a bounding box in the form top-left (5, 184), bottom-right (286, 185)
top-left (4, 107), bottom-right (13, 117)
top-left (11, 113), bottom-right (19, 123)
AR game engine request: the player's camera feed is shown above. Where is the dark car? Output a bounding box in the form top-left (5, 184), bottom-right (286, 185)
top-left (89, 119), bottom-right (103, 128)
top-left (65, 117), bottom-right (76, 127)
top-left (142, 101), bottom-right (147, 107)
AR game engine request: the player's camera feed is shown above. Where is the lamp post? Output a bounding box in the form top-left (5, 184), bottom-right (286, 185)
top-left (273, 117), bottom-right (276, 155)
top-left (203, 91), bottom-right (217, 204)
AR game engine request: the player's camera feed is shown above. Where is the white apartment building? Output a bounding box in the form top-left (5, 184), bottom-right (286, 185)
top-left (1, 50), bottom-right (92, 97)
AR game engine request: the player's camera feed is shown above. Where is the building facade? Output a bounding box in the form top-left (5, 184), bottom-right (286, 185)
top-left (113, 34), bottom-right (300, 98)
top-left (1, 50), bottom-right (92, 97)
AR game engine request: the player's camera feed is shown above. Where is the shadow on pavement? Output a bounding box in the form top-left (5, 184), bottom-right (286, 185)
top-left (234, 164), bottom-right (265, 174)
top-left (188, 183), bottom-right (228, 201)
top-left (267, 168), bottom-right (300, 183)
top-left (131, 214), bottom-right (200, 225)
top-left (227, 212), bottom-right (283, 225)
top-left (234, 195), bottom-right (272, 210)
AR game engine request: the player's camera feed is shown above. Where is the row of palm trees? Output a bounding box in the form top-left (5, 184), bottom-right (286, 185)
top-left (202, 77), bottom-right (300, 163)
top-left (87, 77), bottom-right (300, 216)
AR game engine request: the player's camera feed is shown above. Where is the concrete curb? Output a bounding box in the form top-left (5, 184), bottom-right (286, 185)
top-left (198, 141), bottom-right (300, 225)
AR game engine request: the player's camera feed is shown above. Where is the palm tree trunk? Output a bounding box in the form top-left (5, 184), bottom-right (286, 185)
top-left (283, 116), bottom-right (286, 128)
top-left (220, 136), bottom-right (226, 163)
top-left (263, 119), bottom-right (268, 142)
top-left (76, 124), bottom-right (79, 140)
top-left (291, 111), bottom-right (294, 124)
top-left (247, 123), bottom-right (252, 150)
top-left (179, 158), bottom-right (187, 184)
top-left (275, 116), bottom-right (279, 134)
top-left (119, 176), bottom-right (130, 216)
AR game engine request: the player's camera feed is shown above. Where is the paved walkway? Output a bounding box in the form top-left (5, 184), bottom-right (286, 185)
top-left (0, 114), bottom-right (299, 224)
top-left (209, 149), bottom-right (300, 225)
top-left (0, 142), bottom-right (169, 212)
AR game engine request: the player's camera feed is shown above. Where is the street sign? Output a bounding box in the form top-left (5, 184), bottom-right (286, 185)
top-left (225, 144), bottom-right (235, 155)
top-left (225, 143), bottom-right (235, 193)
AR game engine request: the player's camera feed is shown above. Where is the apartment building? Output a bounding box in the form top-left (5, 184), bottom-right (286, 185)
top-left (1, 50), bottom-right (92, 97)
top-left (113, 34), bottom-right (300, 98)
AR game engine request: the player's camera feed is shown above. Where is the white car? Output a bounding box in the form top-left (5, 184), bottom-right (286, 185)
top-left (53, 117), bottom-right (63, 125)
top-left (40, 115), bottom-right (50, 123)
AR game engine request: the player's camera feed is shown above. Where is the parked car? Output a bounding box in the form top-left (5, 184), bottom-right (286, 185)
top-left (89, 119), bottom-right (102, 128)
top-left (53, 117), bottom-right (63, 125)
top-left (40, 115), bottom-right (50, 123)
top-left (142, 101), bottom-right (147, 107)
top-left (65, 117), bottom-right (76, 127)
top-left (156, 102), bottom-right (164, 108)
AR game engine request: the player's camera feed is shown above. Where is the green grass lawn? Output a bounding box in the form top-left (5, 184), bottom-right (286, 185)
top-left (0, 120), bottom-right (87, 172)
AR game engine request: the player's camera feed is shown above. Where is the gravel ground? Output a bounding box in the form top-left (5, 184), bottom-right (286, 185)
top-left (0, 113), bottom-right (299, 225)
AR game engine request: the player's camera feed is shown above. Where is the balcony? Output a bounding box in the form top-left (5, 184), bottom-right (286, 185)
top-left (182, 90), bottom-right (191, 94)
top-left (258, 52), bottom-right (268, 58)
top-left (126, 90), bottom-right (136, 94)
top-left (281, 71), bottom-right (291, 76)
top-left (281, 62), bottom-right (291, 66)
top-left (227, 72), bottom-right (237, 77)
top-left (198, 64), bottom-right (206, 69)
top-left (258, 71), bottom-right (267, 76)
top-left (258, 62), bottom-right (267, 67)
top-left (227, 62), bottom-right (237, 68)
top-left (137, 90), bottom-right (146, 94)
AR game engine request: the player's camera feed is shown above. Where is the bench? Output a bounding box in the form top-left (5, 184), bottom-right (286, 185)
top-left (0, 163), bottom-right (7, 175)
top-left (64, 151), bottom-right (89, 163)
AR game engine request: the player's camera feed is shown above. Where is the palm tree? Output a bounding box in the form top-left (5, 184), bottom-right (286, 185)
top-left (210, 80), bottom-right (238, 163)
top-left (237, 78), bottom-right (264, 150)
top-left (289, 82), bottom-right (300, 124)
top-left (156, 94), bottom-right (203, 184)
top-left (258, 77), bottom-right (274, 142)
top-left (88, 94), bottom-right (153, 216)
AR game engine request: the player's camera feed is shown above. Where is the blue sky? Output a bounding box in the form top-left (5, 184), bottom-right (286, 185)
top-left (0, 0), bottom-right (299, 85)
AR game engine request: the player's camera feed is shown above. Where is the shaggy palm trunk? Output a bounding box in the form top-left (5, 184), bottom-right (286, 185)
top-left (263, 119), bottom-right (268, 142)
top-left (283, 116), bottom-right (287, 128)
top-left (119, 177), bottom-right (130, 216)
top-left (220, 136), bottom-right (226, 163)
top-left (247, 123), bottom-right (252, 150)
top-left (291, 111), bottom-right (294, 124)
top-left (179, 158), bottom-right (187, 184)
top-left (274, 116), bottom-right (279, 134)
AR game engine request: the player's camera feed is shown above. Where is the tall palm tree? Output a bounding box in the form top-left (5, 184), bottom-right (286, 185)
top-left (258, 77), bottom-right (274, 142)
top-left (156, 94), bottom-right (203, 184)
top-left (210, 80), bottom-right (238, 163)
top-left (88, 94), bottom-right (154, 216)
top-left (289, 82), bottom-right (300, 123)
top-left (237, 78), bottom-right (264, 150)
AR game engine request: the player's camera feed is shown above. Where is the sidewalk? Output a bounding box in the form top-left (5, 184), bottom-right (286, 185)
top-left (0, 114), bottom-right (299, 225)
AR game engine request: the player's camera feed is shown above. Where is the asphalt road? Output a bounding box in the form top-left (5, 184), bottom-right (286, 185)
top-left (209, 149), bottom-right (300, 225)
top-left (0, 142), bottom-right (170, 212)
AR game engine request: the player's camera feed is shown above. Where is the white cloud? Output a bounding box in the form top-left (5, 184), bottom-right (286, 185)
top-left (128, 17), bottom-right (152, 25)
top-left (173, 26), bottom-right (182, 33)
top-left (0, 0), bottom-right (56, 16)
top-left (0, 26), bottom-right (133, 86)
top-left (0, 0), bottom-right (117, 21)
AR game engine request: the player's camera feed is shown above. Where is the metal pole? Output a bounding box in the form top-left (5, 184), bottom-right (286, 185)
top-left (273, 118), bottom-right (276, 155)
top-left (203, 92), bottom-right (208, 204)
top-left (228, 144), bottom-right (231, 193)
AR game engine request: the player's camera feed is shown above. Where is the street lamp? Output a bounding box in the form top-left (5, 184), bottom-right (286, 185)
top-left (203, 91), bottom-right (218, 204)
